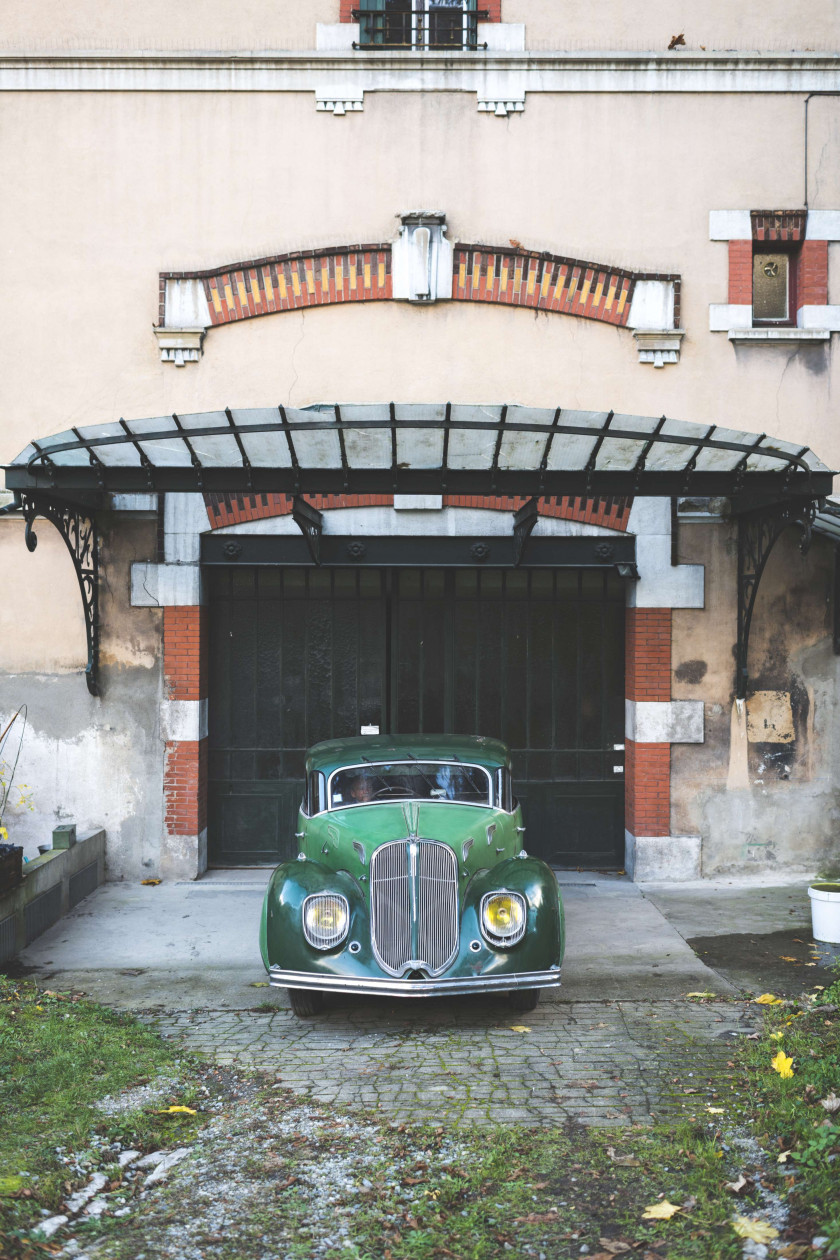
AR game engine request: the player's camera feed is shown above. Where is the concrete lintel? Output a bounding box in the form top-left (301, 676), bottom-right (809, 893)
top-left (625, 831), bottom-right (702, 882)
top-left (626, 699), bottom-right (704, 744)
top-left (131, 562), bottom-right (204, 607)
top-left (111, 493), bottom-right (158, 512)
top-left (160, 827), bottom-right (208, 882)
top-left (161, 699), bottom-right (208, 743)
top-left (393, 495), bottom-right (444, 510)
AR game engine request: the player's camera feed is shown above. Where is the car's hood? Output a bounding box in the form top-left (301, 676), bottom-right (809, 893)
top-left (300, 801), bottom-right (515, 877)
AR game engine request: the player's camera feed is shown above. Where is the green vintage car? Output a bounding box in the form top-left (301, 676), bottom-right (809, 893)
top-left (260, 734), bottom-right (565, 1016)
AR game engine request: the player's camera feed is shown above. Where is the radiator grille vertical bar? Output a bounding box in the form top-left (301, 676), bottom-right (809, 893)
top-left (370, 841), bottom-right (411, 974)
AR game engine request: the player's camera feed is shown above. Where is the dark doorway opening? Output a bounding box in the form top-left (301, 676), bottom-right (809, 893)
top-left (207, 566), bottom-right (625, 868)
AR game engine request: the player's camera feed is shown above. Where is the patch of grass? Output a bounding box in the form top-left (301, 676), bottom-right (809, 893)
top-left (739, 968), bottom-right (840, 1254)
top-left (0, 977), bottom-right (205, 1251)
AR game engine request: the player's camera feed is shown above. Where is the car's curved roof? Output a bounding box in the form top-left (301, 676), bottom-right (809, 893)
top-left (306, 734), bottom-right (511, 775)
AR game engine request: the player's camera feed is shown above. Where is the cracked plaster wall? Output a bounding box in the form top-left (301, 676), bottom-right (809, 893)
top-left (0, 516), bottom-right (164, 877)
top-left (671, 520), bottom-right (840, 876)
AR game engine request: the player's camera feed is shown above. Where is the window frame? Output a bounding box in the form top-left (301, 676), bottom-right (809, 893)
top-left (751, 242), bottom-right (799, 329)
top-left (353, 0), bottom-right (485, 51)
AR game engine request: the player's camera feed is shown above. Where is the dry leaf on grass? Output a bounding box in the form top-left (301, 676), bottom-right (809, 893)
top-left (778, 1244), bottom-right (812, 1259)
top-left (732, 1217), bottom-right (779, 1243)
top-left (642, 1201), bottom-right (682, 1220)
top-left (777, 1149), bottom-right (792, 1164)
top-left (157, 1105), bottom-right (197, 1115)
top-left (514, 1213), bottom-right (561, 1224)
top-left (771, 1050), bottom-right (794, 1079)
top-left (706, 1106), bottom-right (725, 1114)
top-left (725, 1174), bottom-right (751, 1194)
top-left (755, 993), bottom-right (785, 1005)
top-left (598, 1242), bottom-right (632, 1255)
top-left (607, 1147), bottom-right (640, 1167)
top-left (819, 1092), bottom-right (840, 1113)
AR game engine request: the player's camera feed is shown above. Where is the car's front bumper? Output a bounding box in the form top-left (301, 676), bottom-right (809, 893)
top-left (269, 966), bottom-right (561, 997)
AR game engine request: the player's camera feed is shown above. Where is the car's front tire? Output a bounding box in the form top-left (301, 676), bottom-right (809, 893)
top-left (509, 988), bottom-right (540, 1012)
top-left (288, 987), bottom-right (324, 1017)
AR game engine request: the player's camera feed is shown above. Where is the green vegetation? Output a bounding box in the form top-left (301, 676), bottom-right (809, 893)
top-left (0, 976), bottom-right (205, 1255)
top-left (1, 969), bottom-right (838, 1259)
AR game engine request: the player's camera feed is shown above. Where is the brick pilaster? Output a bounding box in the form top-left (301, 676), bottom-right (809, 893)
top-left (728, 240), bottom-right (753, 305)
top-left (163, 606), bottom-right (208, 844)
top-left (625, 608), bottom-right (671, 838)
top-left (796, 239), bottom-right (828, 310)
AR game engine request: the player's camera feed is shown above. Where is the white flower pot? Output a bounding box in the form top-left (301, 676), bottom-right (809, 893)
top-left (808, 882), bottom-right (840, 944)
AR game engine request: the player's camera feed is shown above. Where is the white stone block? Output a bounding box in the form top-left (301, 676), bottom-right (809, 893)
top-left (805, 210), bottom-right (840, 241)
top-left (164, 279), bottom-right (210, 329)
top-left (709, 303), bottom-right (752, 331)
top-left (626, 498), bottom-right (705, 610)
top-left (708, 210), bottom-right (751, 240)
top-left (798, 305), bottom-right (840, 331)
top-left (625, 832), bottom-right (702, 881)
top-left (164, 493), bottom-right (208, 563)
top-left (393, 495), bottom-right (444, 510)
top-left (131, 562), bottom-right (203, 607)
top-left (161, 699), bottom-right (208, 743)
top-left (625, 699), bottom-right (704, 744)
top-left (627, 280), bottom-right (674, 331)
top-left (316, 22), bottom-right (359, 51)
top-left (391, 212), bottom-right (453, 302)
top-left (111, 494), bottom-right (158, 512)
top-left (477, 22), bottom-right (525, 51)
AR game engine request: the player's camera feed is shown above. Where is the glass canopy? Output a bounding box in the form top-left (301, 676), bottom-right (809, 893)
top-left (4, 403), bottom-right (832, 503)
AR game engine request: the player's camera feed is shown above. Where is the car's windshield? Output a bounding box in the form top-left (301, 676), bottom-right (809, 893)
top-left (329, 762), bottom-right (492, 808)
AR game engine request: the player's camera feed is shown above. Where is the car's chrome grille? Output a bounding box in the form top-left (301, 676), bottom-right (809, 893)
top-left (370, 841), bottom-right (412, 975)
top-left (370, 840), bottom-right (459, 976)
top-left (416, 841), bottom-right (459, 973)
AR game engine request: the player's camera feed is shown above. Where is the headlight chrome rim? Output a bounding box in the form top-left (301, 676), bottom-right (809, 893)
top-left (302, 893), bottom-right (350, 950)
top-left (480, 889), bottom-right (527, 947)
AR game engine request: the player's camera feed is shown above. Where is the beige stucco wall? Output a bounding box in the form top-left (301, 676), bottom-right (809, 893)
top-left (1, 88), bottom-right (838, 468)
top-left (2, 0), bottom-right (837, 53)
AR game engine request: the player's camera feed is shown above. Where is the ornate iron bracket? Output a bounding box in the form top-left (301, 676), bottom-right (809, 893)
top-left (736, 499), bottom-right (815, 700)
top-left (18, 493), bottom-right (100, 696)
top-left (292, 496), bottom-right (324, 565)
top-left (512, 498), bottom-right (539, 567)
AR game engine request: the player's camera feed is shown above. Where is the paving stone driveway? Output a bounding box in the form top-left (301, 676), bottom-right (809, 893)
top-left (146, 997), bottom-right (757, 1127)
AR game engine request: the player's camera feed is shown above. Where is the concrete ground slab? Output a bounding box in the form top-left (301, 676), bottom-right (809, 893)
top-left (18, 872), bottom-right (734, 1010)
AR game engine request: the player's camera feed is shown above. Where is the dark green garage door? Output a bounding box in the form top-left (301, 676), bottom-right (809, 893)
top-left (208, 567), bottom-right (625, 867)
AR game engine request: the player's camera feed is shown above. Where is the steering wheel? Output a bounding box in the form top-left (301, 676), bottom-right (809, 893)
top-left (373, 785), bottom-right (413, 798)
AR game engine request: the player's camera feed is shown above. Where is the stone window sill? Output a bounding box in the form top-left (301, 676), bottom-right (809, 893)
top-left (727, 328), bottom-right (830, 344)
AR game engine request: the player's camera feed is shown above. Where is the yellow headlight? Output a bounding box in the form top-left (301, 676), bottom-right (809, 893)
top-left (303, 894), bottom-right (349, 948)
top-left (481, 892), bottom-right (526, 944)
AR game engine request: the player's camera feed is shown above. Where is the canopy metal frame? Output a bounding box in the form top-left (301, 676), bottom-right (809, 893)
top-left (3, 403), bottom-right (833, 700)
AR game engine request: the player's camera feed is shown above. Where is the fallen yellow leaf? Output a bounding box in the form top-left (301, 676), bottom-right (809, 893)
top-left (706, 1106), bottom-right (725, 1114)
top-left (642, 1201), bottom-right (682, 1220)
top-left (755, 993), bottom-right (784, 1006)
top-left (771, 1050), bottom-right (794, 1079)
top-left (732, 1217), bottom-right (779, 1244)
top-left (777, 1150), bottom-right (792, 1164)
top-left (509, 1025), bottom-right (531, 1033)
top-left (158, 1105), bottom-right (197, 1115)
top-left (769, 1031), bottom-right (784, 1041)
top-left (779, 956), bottom-right (800, 962)
top-left (141, 878), bottom-right (162, 886)
top-left (686, 992), bottom-right (715, 999)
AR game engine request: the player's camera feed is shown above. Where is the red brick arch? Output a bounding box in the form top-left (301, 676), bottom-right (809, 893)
top-left (204, 492), bottom-right (632, 532)
top-left (160, 244), bottom-right (679, 333)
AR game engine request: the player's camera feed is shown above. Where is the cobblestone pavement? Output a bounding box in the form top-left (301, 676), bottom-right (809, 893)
top-left (145, 997), bottom-right (757, 1127)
